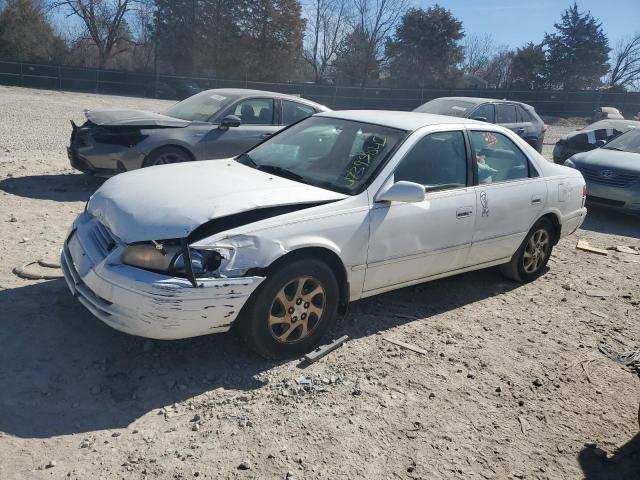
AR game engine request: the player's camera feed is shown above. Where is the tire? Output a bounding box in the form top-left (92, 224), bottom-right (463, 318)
top-left (500, 218), bottom-right (554, 283)
top-left (142, 146), bottom-right (191, 168)
top-left (236, 258), bottom-right (339, 359)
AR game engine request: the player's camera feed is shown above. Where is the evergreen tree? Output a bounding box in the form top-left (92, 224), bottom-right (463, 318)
top-left (544, 2), bottom-right (610, 90)
top-left (511, 42), bottom-right (546, 90)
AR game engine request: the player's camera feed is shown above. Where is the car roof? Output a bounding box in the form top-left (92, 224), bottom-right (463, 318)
top-left (202, 88), bottom-right (329, 110)
top-left (432, 96), bottom-right (536, 110)
top-left (316, 110), bottom-right (483, 131)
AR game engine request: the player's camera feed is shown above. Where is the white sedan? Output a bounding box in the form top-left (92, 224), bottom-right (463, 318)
top-left (61, 111), bottom-right (587, 358)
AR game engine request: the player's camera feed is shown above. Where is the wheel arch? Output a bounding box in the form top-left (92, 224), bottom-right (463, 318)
top-left (250, 246), bottom-right (350, 315)
top-left (144, 144), bottom-right (196, 165)
top-left (536, 211), bottom-right (561, 245)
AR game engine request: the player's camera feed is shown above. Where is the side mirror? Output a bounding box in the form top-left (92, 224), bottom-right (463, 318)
top-left (471, 116), bottom-right (488, 122)
top-left (376, 181), bottom-right (425, 203)
top-left (596, 139), bottom-right (607, 147)
top-left (219, 115), bottom-right (241, 131)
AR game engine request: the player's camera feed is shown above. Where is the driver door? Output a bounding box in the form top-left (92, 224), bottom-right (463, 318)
top-left (363, 130), bottom-right (476, 292)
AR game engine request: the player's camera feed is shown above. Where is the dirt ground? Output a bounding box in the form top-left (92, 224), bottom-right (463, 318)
top-left (0, 86), bottom-right (639, 480)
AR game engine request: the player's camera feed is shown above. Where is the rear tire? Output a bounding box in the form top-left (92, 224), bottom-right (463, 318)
top-left (236, 258), bottom-right (339, 359)
top-left (142, 146), bottom-right (191, 168)
top-left (500, 218), bottom-right (554, 283)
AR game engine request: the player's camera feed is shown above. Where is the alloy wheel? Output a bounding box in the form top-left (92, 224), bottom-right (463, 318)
top-left (268, 276), bottom-right (326, 344)
top-left (523, 228), bottom-right (550, 273)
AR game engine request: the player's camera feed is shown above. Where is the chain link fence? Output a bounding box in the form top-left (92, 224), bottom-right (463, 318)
top-left (1, 60), bottom-right (639, 118)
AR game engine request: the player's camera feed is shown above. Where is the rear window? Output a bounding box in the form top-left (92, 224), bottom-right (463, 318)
top-left (516, 105), bottom-right (531, 122)
top-left (414, 99), bottom-right (476, 117)
top-left (497, 104), bottom-right (517, 123)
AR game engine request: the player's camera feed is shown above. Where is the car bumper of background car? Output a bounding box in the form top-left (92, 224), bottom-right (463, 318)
top-left (67, 144), bottom-right (145, 177)
top-left (60, 213), bottom-right (265, 340)
top-left (585, 181), bottom-right (640, 213)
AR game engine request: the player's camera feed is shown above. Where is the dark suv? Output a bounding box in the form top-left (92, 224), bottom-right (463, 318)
top-left (414, 97), bottom-right (547, 152)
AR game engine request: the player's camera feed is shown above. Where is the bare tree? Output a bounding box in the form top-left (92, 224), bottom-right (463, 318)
top-left (462, 33), bottom-right (495, 76)
top-left (47, 0), bottom-right (143, 68)
top-left (303, 0), bottom-right (348, 83)
top-left (482, 46), bottom-right (514, 89)
top-left (608, 33), bottom-right (640, 90)
top-left (350, 0), bottom-right (410, 86)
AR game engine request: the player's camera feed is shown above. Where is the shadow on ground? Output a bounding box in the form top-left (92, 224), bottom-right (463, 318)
top-left (580, 206), bottom-right (640, 239)
top-left (0, 268), bottom-right (520, 439)
top-left (579, 433), bottom-right (640, 480)
top-left (0, 173), bottom-right (104, 202)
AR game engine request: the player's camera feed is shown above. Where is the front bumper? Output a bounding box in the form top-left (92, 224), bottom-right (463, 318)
top-left (67, 142), bottom-right (145, 177)
top-left (584, 181), bottom-right (640, 213)
top-left (61, 213), bottom-right (265, 340)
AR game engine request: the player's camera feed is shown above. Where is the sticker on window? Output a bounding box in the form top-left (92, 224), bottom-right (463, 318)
top-left (451, 106), bottom-right (468, 111)
top-left (209, 94), bottom-right (227, 101)
top-left (342, 135), bottom-right (387, 187)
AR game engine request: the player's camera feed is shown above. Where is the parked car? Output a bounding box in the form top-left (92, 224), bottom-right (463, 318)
top-left (61, 111), bottom-right (586, 358)
top-left (553, 119), bottom-right (640, 164)
top-left (67, 88), bottom-right (329, 176)
top-left (592, 106), bottom-right (624, 121)
top-left (564, 127), bottom-right (640, 213)
top-left (413, 97), bottom-right (547, 152)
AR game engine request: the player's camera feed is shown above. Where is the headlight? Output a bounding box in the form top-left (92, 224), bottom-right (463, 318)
top-left (121, 242), bottom-right (226, 278)
top-left (564, 158), bottom-right (576, 168)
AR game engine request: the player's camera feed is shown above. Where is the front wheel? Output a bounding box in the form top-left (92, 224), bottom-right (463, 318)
top-left (236, 258), bottom-right (339, 359)
top-left (142, 146), bottom-right (191, 168)
top-left (500, 219), bottom-right (554, 282)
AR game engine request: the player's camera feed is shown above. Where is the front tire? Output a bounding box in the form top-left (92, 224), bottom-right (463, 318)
top-left (500, 218), bottom-right (554, 283)
top-left (142, 146), bottom-right (191, 168)
top-left (237, 258), bottom-right (339, 359)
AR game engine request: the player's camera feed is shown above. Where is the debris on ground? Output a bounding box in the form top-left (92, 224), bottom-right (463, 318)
top-left (301, 335), bottom-right (348, 365)
top-left (576, 239), bottom-right (608, 255)
top-left (12, 259), bottom-right (63, 280)
top-left (383, 337), bottom-right (428, 355)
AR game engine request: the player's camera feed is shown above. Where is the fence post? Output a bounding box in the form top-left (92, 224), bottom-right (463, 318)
top-left (19, 62), bottom-right (23, 86)
top-left (96, 68), bottom-right (100, 93)
top-left (58, 65), bottom-right (62, 90)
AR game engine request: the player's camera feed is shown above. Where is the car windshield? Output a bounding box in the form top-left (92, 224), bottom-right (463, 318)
top-left (414, 99), bottom-right (476, 117)
top-left (602, 128), bottom-right (640, 154)
top-left (238, 116), bottom-right (406, 195)
top-left (163, 91), bottom-right (235, 122)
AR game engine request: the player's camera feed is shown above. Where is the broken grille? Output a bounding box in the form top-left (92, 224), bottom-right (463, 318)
top-left (579, 166), bottom-right (639, 188)
top-left (90, 221), bottom-right (117, 257)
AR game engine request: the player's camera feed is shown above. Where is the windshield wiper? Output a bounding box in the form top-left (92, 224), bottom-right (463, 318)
top-left (236, 152), bottom-right (257, 167)
top-left (257, 164), bottom-right (305, 182)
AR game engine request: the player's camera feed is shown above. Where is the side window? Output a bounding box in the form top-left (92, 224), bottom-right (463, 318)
top-left (496, 104), bottom-right (517, 124)
top-left (229, 98), bottom-right (274, 125)
top-left (472, 103), bottom-right (495, 123)
top-left (282, 100), bottom-right (316, 125)
top-left (469, 131), bottom-right (529, 184)
top-left (516, 105), bottom-right (531, 123)
top-left (394, 131), bottom-right (468, 190)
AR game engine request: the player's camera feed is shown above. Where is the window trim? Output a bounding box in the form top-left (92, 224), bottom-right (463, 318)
top-left (391, 129), bottom-right (472, 194)
top-left (467, 128), bottom-right (537, 185)
top-left (219, 97), bottom-right (276, 126)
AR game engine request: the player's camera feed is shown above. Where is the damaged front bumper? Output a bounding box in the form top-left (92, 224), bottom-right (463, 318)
top-left (61, 213), bottom-right (264, 340)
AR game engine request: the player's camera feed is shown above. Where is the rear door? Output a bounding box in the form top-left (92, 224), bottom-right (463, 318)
top-left (466, 128), bottom-right (546, 265)
top-left (470, 103), bottom-right (496, 124)
top-left (281, 99), bottom-right (318, 126)
top-left (199, 97), bottom-right (280, 159)
top-left (496, 103), bottom-right (527, 139)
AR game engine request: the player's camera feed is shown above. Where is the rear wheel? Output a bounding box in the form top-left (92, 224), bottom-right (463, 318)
top-left (142, 146), bottom-right (191, 168)
top-left (500, 218), bottom-right (554, 283)
top-left (237, 258), bottom-right (339, 359)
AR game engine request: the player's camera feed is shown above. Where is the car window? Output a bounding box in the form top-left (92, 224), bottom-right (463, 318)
top-left (394, 131), bottom-right (467, 190)
top-left (282, 100), bottom-right (316, 125)
top-left (413, 99), bottom-right (476, 117)
top-left (241, 117), bottom-right (406, 195)
top-left (228, 98), bottom-right (274, 125)
top-left (516, 105), bottom-right (531, 123)
top-left (497, 104), bottom-right (517, 124)
top-left (472, 103), bottom-right (495, 123)
top-left (163, 91), bottom-right (235, 122)
top-left (469, 131), bottom-right (529, 184)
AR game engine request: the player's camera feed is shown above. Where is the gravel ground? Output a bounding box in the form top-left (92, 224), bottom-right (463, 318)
top-left (0, 86), bottom-right (639, 480)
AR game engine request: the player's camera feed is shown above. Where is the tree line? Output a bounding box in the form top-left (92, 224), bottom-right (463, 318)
top-left (0, 0), bottom-right (638, 91)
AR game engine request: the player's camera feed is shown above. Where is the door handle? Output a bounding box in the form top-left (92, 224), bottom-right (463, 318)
top-left (516, 128), bottom-right (525, 135)
top-left (259, 133), bottom-right (273, 139)
top-left (456, 207), bottom-right (473, 219)
top-left (531, 196), bottom-right (543, 205)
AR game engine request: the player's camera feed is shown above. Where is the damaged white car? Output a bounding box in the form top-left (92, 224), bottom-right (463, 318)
top-left (62, 111), bottom-right (587, 358)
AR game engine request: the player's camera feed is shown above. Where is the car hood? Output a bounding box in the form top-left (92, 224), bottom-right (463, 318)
top-left (572, 148), bottom-right (640, 171)
top-left (87, 160), bottom-right (347, 243)
top-left (85, 108), bottom-right (190, 128)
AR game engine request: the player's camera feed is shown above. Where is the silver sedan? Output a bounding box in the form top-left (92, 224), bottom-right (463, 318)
top-left (67, 88), bottom-right (329, 176)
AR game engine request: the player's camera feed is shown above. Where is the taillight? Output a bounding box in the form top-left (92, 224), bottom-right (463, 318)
top-left (543, 124), bottom-right (549, 132)
top-left (583, 185), bottom-right (587, 197)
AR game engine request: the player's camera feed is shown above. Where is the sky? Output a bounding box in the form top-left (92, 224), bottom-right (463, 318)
top-left (418, 0), bottom-right (640, 48)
